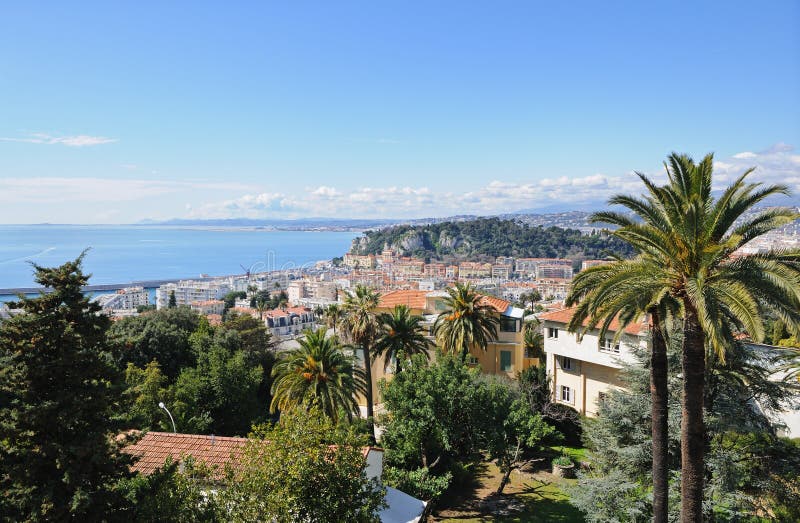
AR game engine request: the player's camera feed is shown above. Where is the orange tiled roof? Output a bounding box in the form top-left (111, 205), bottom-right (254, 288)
top-left (478, 295), bottom-right (511, 313)
top-left (192, 299), bottom-right (224, 306)
top-left (539, 307), bottom-right (646, 335)
top-left (285, 306), bottom-right (311, 314)
top-left (124, 432), bottom-right (246, 478)
top-left (378, 290), bottom-right (429, 310)
top-left (124, 432), bottom-right (381, 479)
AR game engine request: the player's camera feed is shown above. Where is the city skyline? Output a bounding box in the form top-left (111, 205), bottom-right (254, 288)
top-left (1, 1), bottom-right (798, 224)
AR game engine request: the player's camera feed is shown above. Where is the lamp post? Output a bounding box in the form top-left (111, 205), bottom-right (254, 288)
top-left (158, 401), bottom-right (176, 433)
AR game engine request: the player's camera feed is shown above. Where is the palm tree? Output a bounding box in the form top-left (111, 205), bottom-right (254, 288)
top-left (587, 153), bottom-right (800, 521)
top-left (375, 304), bottom-right (431, 373)
top-left (324, 303), bottom-right (344, 337)
top-left (340, 284), bottom-right (381, 441)
top-left (523, 319), bottom-right (544, 359)
top-left (270, 328), bottom-right (366, 423)
top-left (566, 256), bottom-right (678, 523)
top-left (255, 298), bottom-right (268, 321)
top-left (433, 283), bottom-right (499, 362)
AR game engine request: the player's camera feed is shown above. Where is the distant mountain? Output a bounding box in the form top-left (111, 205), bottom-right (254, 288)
top-left (136, 215), bottom-right (484, 231)
top-left (135, 217), bottom-right (400, 230)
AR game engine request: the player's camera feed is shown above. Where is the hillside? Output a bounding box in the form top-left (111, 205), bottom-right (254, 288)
top-left (349, 217), bottom-right (634, 262)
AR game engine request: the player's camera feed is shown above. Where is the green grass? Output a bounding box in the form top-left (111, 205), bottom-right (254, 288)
top-left (437, 479), bottom-right (584, 522)
top-left (548, 445), bottom-right (588, 463)
top-left (433, 456), bottom-right (586, 522)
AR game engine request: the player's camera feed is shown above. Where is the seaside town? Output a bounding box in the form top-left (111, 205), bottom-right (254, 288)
top-left (3, 3), bottom-right (800, 523)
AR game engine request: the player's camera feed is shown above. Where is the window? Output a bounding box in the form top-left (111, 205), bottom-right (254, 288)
top-left (560, 385), bottom-right (573, 404)
top-left (548, 327), bottom-right (559, 339)
top-left (467, 355), bottom-right (479, 365)
top-left (599, 338), bottom-right (620, 353)
top-left (500, 317), bottom-right (518, 332)
top-left (559, 356), bottom-right (573, 371)
top-left (500, 350), bottom-right (512, 372)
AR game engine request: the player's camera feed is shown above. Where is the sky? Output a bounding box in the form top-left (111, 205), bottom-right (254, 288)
top-left (0, 1), bottom-right (798, 224)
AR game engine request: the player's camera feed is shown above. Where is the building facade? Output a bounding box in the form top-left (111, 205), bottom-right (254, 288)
top-left (95, 286), bottom-right (150, 312)
top-left (540, 307), bottom-right (648, 417)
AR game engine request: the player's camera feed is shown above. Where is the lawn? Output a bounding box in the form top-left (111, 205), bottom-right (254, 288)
top-left (430, 457), bottom-right (585, 523)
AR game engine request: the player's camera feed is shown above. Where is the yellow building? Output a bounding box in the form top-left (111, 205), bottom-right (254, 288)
top-left (355, 289), bottom-right (536, 411)
top-left (540, 307), bottom-right (649, 417)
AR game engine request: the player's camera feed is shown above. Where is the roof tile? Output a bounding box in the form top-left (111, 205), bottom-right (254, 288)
top-left (539, 307), bottom-right (646, 335)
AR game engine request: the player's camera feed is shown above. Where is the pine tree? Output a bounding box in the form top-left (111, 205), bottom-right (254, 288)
top-left (0, 255), bottom-right (133, 520)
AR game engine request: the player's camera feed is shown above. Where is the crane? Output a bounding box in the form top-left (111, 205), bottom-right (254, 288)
top-left (240, 264), bottom-right (251, 278)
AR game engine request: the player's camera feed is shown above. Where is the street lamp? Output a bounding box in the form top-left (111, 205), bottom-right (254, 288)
top-left (158, 401), bottom-right (177, 433)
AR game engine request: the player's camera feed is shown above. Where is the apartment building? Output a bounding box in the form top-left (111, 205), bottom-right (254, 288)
top-left (491, 264), bottom-right (513, 280)
top-left (424, 262), bottom-right (447, 278)
top-left (95, 286), bottom-right (150, 312)
top-left (514, 258), bottom-right (572, 277)
top-left (393, 260), bottom-right (425, 278)
top-left (457, 262), bottom-right (492, 279)
top-left (380, 248), bottom-right (396, 265)
top-left (156, 280), bottom-right (231, 309)
top-left (540, 307), bottom-right (648, 417)
top-left (536, 264), bottom-right (574, 280)
top-left (343, 253), bottom-right (377, 269)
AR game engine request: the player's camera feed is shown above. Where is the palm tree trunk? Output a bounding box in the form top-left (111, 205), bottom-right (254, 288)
top-left (650, 310), bottom-right (669, 523)
top-left (362, 343), bottom-right (376, 444)
top-left (680, 302), bottom-right (705, 523)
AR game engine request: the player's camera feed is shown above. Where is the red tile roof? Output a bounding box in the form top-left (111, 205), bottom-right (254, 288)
top-left (123, 432), bottom-right (381, 479)
top-left (539, 307), bottom-right (646, 335)
top-left (124, 432), bottom-right (246, 478)
top-left (479, 295), bottom-right (511, 314)
top-left (378, 290), bottom-right (429, 310)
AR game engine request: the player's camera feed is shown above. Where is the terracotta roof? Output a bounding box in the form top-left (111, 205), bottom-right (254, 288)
top-left (192, 299), bottom-right (224, 306)
top-left (206, 314), bottom-right (223, 326)
top-left (379, 290), bottom-right (429, 310)
top-left (478, 295), bottom-right (511, 314)
top-left (538, 307), bottom-right (646, 335)
top-left (123, 432), bottom-right (381, 479)
top-left (285, 306), bottom-right (311, 314)
top-left (124, 432), bottom-right (246, 478)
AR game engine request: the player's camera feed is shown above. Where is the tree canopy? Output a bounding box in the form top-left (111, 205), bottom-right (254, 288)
top-left (0, 256), bottom-right (133, 520)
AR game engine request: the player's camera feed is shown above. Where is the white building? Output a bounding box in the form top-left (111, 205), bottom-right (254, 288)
top-left (540, 307), bottom-right (648, 417)
top-left (95, 287), bottom-right (150, 313)
top-left (156, 280), bottom-right (231, 309)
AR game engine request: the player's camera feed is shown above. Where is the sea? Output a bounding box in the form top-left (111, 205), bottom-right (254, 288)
top-left (0, 225), bottom-right (360, 303)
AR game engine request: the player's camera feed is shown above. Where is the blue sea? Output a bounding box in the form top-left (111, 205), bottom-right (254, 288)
top-left (0, 225), bottom-right (359, 300)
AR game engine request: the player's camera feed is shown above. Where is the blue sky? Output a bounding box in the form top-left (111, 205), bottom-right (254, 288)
top-left (1, 1), bottom-right (798, 223)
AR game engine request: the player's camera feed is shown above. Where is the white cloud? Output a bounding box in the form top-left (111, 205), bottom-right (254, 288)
top-left (712, 143), bottom-right (800, 193)
top-left (732, 151), bottom-right (756, 159)
top-left (187, 143), bottom-right (800, 220)
top-left (0, 132), bottom-right (117, 147)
